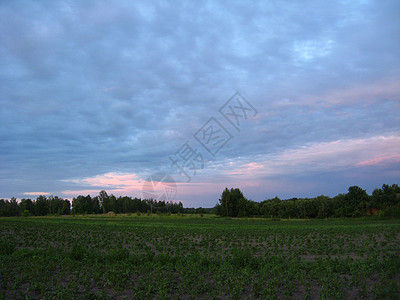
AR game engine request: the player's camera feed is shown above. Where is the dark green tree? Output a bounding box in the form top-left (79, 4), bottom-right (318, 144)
top-left (34, 195), bottom-right (49, 216)
top-left (61, 199), bottom-right (71, 215)
top-left (347, 186), bottom-right (369, 217)
top-left (217, 188), bottom-right (251, 217)
top-left (99, 190), bottom-right (109, 213)
top-left (72, 195), bottom-right (94, 214)
top-left (372, 184), bottom-right (400, 208)
top-left (19, 198), bottom-right (34, 215)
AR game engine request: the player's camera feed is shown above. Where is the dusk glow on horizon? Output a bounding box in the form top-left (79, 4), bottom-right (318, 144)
top-left (1, 1), bottom-right (399, 207)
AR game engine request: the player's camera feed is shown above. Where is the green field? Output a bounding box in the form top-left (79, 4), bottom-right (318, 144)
top-left (0, 215), bottom-right (399, 299)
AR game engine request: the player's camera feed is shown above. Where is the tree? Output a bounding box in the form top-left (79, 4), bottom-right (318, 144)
top-left (332, 193), bottom-right (346, 217)
top-left (372, 184), bottom-right (400, 209)
top-left (48, 196), bottom-right (67, 215)
top-left (35, 195), bottom-right (49, 216)
top-left (61, 199), bottom-right (71, 215)
top-left (218, 188), bottom-right (234, 217)
top-left (99, 190), bottom-right (109, 213)
top-left (217, 188), bottom-right (250, 217)
top-left (72, 195), bottom-right (94, 214)
top-left (260, 197), bottom-right (280, 218)
top-left (0, 198), bottom-right (19, 216)
top-left (91, 197), bottom-right (101, 214)
top-left (19, 198), bottom-right (34, 216)
top-left (9, 197), bottom-right (19, 216)
top-left (315, 195), bottom-right (333, 218)
top-left (346, 186), bottom-right (369, 217)
top-left (109, 195), bottom-right (117, 213)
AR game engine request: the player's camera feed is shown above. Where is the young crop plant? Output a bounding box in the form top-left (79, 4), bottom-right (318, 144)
top-left (0, 216), bottom-right (399, 298)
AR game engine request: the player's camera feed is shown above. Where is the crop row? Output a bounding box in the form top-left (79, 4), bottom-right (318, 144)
top-left (0, 216), bottom-right (399, 299)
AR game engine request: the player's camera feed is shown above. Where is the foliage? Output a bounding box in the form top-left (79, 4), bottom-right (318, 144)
top-left (216, 184), bottom-right (400, 219)
top-left (0, 197), bottom-right (18, 217)
top-left (0, 191), bottom-right (184, 217)
top-left (216, 187), bottom-right (255, 217)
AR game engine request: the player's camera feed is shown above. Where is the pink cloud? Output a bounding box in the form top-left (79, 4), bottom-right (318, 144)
top-left (211, 135), bottom-right (400, 180)
top-left (62, 172), bottom-right (145, 197)
top-left (356, 154), bottom-right (400, 167)
top-left (61, 172), bottom-right (221, 201)
top-left (269, 135), bottom-right (400, 172)
top-left (23, 192), bottom-right (50, 196)
top-left (228, 162), bottom-right (264, 176)
top-left (65, 172), bottom-right (143, 188)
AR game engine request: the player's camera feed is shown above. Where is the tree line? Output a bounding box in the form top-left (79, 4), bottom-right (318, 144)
top-left (0, 190), bottom-right (184, 217)
top-left (216, 184), bottom-right (400, 218)
top-left (2, 184), bottom-right (399, 218)
top-left (0, 196), bottom-right (71, 217)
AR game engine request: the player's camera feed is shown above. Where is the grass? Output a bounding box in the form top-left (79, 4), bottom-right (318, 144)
top-left (0, 214), bottom-right (399, 299)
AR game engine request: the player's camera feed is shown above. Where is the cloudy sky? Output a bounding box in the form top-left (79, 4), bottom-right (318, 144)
top-left (1, 0), bottom-right (399, 207)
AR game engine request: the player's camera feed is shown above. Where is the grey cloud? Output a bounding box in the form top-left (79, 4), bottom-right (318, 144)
top-left (0, 0), bottom-right (398, 202)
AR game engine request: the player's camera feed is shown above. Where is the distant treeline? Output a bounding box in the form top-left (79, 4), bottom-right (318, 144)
top-left (183, 207), bottom-right (217, 215)
top-left (0, 190), bottom-right (184, 217)
top-left (1, 184), bottom-right (399, 218)
top-left (0, 195), bottom-right (71, 217)
top-left (215, 184), bottom-right (400, 218)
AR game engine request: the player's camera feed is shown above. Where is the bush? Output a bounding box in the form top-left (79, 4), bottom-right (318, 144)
top-left (22, 210), bottom-right (30, 217)
top-left (379, 206), bottom-right (400, 219)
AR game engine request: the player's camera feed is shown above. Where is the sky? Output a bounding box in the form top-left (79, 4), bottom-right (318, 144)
top-left (1, 0), bottom-right (399, 207)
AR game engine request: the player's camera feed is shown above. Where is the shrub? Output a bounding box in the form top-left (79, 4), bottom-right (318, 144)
top-left (379, 206), bottom-right (400, 219)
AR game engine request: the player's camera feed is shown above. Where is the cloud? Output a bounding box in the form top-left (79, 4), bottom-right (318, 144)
top-left (23, 192), bottom-right (50, 196)
top-left (60, 190), bottom-right (102, 198)
top-left (191, 135), bottom-right (400, 196)
top-left (0, 0), bottom-right (399, 204)
top-left (62, 172), bottom-right (144, 197)
top-left (65, 172), bottom-right (143, 188)
top-left (270, 135), bottom-right (400, 172)
top-left (221, 135), bottom-right (400, 178)
top-left (227, 162), bottom-right (265, 176)
top-left (356, 154), bottom-right (400, 167)
top-left (298, 78), bottom-right (400, 108)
